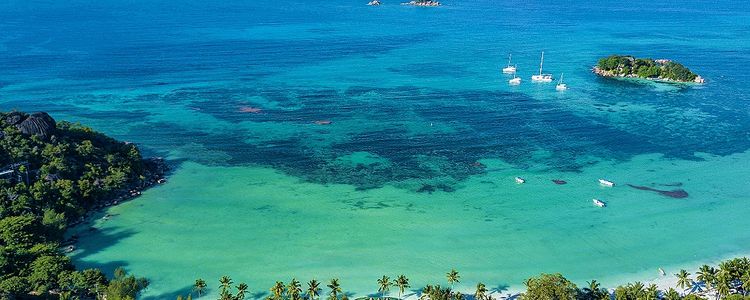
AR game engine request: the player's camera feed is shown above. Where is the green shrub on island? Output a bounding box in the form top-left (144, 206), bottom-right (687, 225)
top-left (595, 55), bottom-right (702, 83)
top-left (0, 111), bottom-right (161, 299)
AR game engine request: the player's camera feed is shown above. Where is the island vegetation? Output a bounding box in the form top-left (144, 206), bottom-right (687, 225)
top-left (0, 111), bottom-right (165, 299)
top-left (179, 258), bottom-right (750, 300)
top-left (594, 55), bottom-right (704, 83)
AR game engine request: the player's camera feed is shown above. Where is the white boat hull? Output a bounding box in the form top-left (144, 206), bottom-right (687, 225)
top-left (598, 179), bottom-right (615, 187)
top-left (509, 78), bottom-right (521, 85)
top-left (531, 74), bottom-right (553, 82)
top-left (515, 177), bottom-right (526, 184)
top-left (502, 66), bottom-right (516, 74)
top-left (593, 199), bottom-right (606, 207)
top-left (556, 84), bottom-right (567, 91)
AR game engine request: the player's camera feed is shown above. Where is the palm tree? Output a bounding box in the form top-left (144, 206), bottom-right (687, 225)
top-left (697, 265), bottom-right (718, 292)
top-left (220, 276), bottom-right (234, 295)
top-left (420, 285), bottom-right (433, 300)
top-left (454, 291), bottom-right (463, 300)
top-left (664, 288), bottom-right (681, 300)
top-left (289, 278), bottom-right (303, 300)
top-left (194, 278), bottom-right (207, 297)
top-left (676, 270), bottom-right (692, 294)
top-left (378, 275), bottom-right (391, 300)
top-left (446, 269), bottom-right (460, 291)
top-left (474, 283), bottom-right (487, 300)
top-left (741, 272), bottom-right (750, 296)
top-left (307, 280), bottom-right (322, 300)
top-left (582, 280), bottom-right (607, 300)
top-left (328, 279), bottom-right (342, 300)
top-left (716, 271), bottom-right (731, 300)
top-left (271, 281), bottom-right (286, 300)
top-left (644, 284), bottom-right (659, 300)
top-left (395, 275), bottom-right (410, 300)
top-left (236, 283), bottom-right (249, 300)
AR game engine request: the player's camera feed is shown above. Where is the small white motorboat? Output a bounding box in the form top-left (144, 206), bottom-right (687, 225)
top-left (509, 71), bottom-right (521, 85)
top-left (555, 73), bottom-right (567, 91)
top-left (515, 176), bottom-right (526, 184)
top-left (598, 179), bottom-right (615, 187)
top-left (502, 54), bottom-right (517, 74)
top-left (593, 198), bottom-right (606, 207)
top-left (531, 51), bottom-right (553, 82)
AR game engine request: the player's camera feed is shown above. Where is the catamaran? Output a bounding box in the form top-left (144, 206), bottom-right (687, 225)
top-left (509, 71), bottom-right (521, 85)
top-left (598, 179), bottom-right (615, 187)
top-left (502, 54), bottom-right (517, 74)
top-left (593, 198), bottom-right (606, 207)
top-left (556, 73), bottom-right (567, 91)
top-left (531, 51), bottom-right (553, 82)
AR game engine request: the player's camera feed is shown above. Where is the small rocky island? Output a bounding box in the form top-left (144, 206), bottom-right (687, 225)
top-left (403, 0), bottom-right (441, 6)
top-left (594, 55), bottom-right (704, 84)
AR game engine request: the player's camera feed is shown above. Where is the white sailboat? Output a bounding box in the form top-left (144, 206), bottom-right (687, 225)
top-left (556, 73), bottom-right (567, 91)
top-left (502, 54), bottom-right (517, 74)
top-left (593, 198), bottom-right (606, 208)
top-left (509, 70), bottom-right (521, 85)
top-left (531, 51), bottom-right (553, 82)
top-left (515, 176), bottom-right (526, 184)
top-left (598, 179), bottom-right (615, 187)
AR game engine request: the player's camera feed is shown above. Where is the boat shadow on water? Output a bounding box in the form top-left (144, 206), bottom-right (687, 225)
top-left (626, 183), bottom-right (689, 198)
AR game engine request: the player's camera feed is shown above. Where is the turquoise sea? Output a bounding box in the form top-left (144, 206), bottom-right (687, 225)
top-left (2, 0), bottom-right (750, 298)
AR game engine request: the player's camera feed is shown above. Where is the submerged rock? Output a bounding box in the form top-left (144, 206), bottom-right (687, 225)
top-left (15, 112), bottom-right (56, 139)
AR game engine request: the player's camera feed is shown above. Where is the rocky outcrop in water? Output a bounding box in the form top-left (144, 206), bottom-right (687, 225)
top-left (4, 112), bottom-right (57, 139)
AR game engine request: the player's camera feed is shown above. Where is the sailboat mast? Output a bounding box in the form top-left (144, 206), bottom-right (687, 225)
top-left (539, 52), bottom-right (544, 75)
top-left (508, 54), bottom-right (512, 66)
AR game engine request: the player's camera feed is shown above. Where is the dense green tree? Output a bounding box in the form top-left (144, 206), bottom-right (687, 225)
top-left (0, 111), bottom-right (159, 299)
top-left (717, 271), bottom-right (732, 299)
top-left (580, 280), bottom-right (608, 300)
top-left (104, 267), bottom-right (149, 300)
top-left (698, 265), bottom-right (718, 291)
top-left (521, 273), bottom-right (578, 300)
top-left (664, 288), bottom-right (681, 300)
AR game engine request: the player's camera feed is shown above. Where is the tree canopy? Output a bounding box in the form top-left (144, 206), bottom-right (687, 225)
top-left (1, 111), bottom-right (158, 299)
top-left (596, 55), bottom-right (699, 82)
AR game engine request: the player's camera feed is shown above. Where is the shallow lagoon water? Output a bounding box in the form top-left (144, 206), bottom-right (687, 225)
top-left (1, 0), bottom-right (750, 298)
